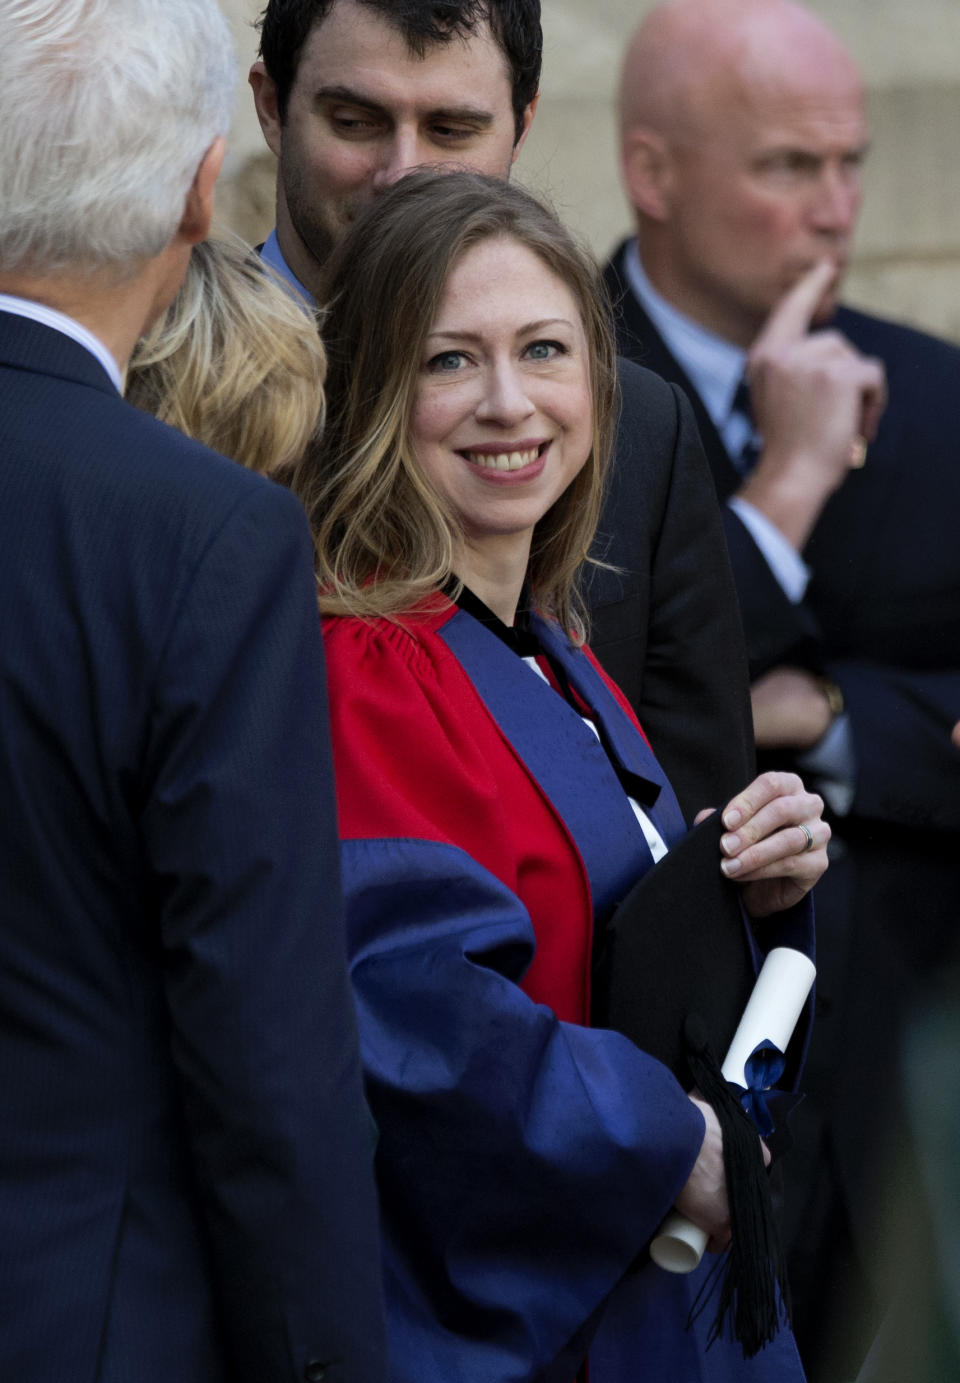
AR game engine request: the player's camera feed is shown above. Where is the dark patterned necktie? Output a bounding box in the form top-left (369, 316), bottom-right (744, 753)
top-left (730, 376), bottom-right (761, 475)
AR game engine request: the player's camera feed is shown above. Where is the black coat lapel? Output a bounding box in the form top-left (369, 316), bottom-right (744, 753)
top-left (604, 244), bottom-right (742, 500)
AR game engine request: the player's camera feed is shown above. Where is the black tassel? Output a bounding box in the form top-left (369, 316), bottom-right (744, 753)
top-left (682, 1014), bottom-right (791, 1358)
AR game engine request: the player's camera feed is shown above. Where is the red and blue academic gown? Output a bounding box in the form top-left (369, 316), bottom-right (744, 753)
top-left (323, 589), bottom-right (810, 1383)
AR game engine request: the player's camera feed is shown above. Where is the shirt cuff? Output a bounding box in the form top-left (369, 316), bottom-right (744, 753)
top-left (727, 496), bottom-right (811, 603)
top-left (796, 713), bottom-right (856, 817)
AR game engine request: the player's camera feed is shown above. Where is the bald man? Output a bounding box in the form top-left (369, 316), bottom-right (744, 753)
top-left (605, 3), bottom-right (960, 1379)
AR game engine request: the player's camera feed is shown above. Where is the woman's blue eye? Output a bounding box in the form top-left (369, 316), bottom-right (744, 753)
top-left (427, 351), bottom-right (467, 372)
top-left (525, 340), bottom-right (564, 361)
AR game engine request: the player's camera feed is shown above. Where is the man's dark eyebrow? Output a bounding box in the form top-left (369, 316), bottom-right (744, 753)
top-left (755, 138), bottom-right (871, 162)
top-left (313, 84), bottom-right (494, 126)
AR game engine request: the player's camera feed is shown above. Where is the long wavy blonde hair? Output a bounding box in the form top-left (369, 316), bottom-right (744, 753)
top-left (297, 170), bottom-right (618, 640)
top-left (127, 235), bottom-right (326, 477)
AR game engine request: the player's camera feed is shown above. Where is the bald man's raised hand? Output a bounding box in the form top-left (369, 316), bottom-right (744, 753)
top-left (739, 260), bottom-right (887, 552)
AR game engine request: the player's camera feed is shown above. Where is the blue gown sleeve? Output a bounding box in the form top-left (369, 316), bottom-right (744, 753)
top-left (344, 835), bottom-right (707, 1383)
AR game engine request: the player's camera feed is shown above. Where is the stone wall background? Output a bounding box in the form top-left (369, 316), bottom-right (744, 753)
top-left (218, 1), bottom-right (960, 341)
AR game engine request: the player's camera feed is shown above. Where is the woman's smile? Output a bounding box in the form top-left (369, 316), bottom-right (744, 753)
top-left (458, 439), bottom-right (549, 477)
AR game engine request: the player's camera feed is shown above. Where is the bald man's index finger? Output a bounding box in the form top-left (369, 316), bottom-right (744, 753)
top-left (751, 260), bottom-right (838, 354)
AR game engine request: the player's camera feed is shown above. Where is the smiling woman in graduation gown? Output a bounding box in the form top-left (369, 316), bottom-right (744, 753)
top-left (301, 170), bottom-right (828, 1383)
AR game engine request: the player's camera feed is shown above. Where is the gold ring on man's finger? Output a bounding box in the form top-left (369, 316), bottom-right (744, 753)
top-left (848, 435), bottom-right (868, 469)
top-left (797, 823), bottom-right (815, 853)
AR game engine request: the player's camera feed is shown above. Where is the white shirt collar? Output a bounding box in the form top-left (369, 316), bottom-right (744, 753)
top-left (261, 230), bottom-right (314, 305)
top-left (0, 293), bottom-right (124, 394)
top-left (622, 239), bottom-right (747, 432)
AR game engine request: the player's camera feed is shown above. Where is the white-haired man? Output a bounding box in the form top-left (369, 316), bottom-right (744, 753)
top-left (0, 3), bottom-right (385, 1381)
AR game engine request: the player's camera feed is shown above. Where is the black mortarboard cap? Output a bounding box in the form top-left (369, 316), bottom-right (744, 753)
top-left (591, 810), bottom-right (794, 1358)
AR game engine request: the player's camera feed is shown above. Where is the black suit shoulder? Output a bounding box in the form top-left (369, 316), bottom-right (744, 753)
top-left (615, 354), bottom-right (693, 455)
top-left (109, 395), bottom-right (308, 560)
top-left (100, 385), bottom-right (293, 526)
top-left (834, 303), bottom-right (960, 365)
top-left (0, 323), bottom-right (307, 612)
top-left (832, 303), bottom-right (960, 458)
top-left (616, 352), bottom-right (684, 405)
top-left (1, 313), bottom-right (286, 516)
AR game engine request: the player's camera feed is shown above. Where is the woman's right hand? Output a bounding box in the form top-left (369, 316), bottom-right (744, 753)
top-left (676, 1096), bottom-right (771, 1254)
top-left (674, 1097), bottom-right (730, 1253)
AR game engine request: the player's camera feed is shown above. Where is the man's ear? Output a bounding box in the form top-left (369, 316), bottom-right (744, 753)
top-left (178, 136), bottom-right (226, 246)
top-left (249, 60), bottom-right (284, 159)
top-left (510, 92), bottom-right (540, 164)
top-left (622, 128), bottom-right (674, 221)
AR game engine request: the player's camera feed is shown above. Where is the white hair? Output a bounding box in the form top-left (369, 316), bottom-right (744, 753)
top-left (0, 0), bottom-right (237, 275)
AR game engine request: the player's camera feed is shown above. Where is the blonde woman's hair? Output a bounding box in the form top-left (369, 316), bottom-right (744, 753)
top-left (127, 236), bottom-right (326, 477)
top-left (297, 169), bottom-right (618, 641)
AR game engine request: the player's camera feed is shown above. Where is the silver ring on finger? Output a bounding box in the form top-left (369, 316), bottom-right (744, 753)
top-left (797, 822), bottom-right (815, 854)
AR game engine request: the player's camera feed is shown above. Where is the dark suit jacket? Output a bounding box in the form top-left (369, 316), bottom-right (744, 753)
top-left (0, 312), bottom-right (386, 1383)
top-left (585, 358), bottom-right (755, 820)
top-left (604, 242), bottom-right (960, 1260)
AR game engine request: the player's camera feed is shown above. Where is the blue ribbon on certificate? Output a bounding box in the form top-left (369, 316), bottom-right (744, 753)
top-left (735, 1039), bottom-right (787, 1138)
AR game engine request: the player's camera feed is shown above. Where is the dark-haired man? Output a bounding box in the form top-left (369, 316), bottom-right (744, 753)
top-left (250, 0), bottom-right (756, 822)
top-left (251, 0), bottom-right (538, 291)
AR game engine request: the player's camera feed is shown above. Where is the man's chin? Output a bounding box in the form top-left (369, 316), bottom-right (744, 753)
top-left (306, 205), bottom-right (371, 258)
top-left (299, 221), bottom-right (340, 269)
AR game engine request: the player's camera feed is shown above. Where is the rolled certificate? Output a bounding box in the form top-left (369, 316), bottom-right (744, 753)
top-left (650, 946), bottom-right (816, 1274)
